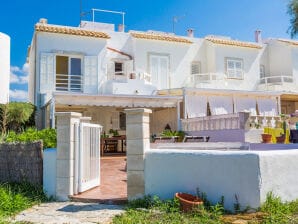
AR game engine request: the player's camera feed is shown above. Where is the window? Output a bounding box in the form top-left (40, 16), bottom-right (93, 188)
top-left (226, 58), bottom-right (243, 79)
top-left (191, 61), bottom-right (201, 74)
top-left (56, 55), bottom-right (82, 92)
top-left (115, 62), bottom-right (124, 75)
top-left (260, 65), bottom-right (265, 78)
top-left (119, 112), bottom-right (126, 130)
top-left (149, 54), bottom-right (169, 89)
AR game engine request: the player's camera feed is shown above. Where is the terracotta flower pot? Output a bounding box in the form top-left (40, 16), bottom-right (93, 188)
top-left (276, 134), bottom-right (285, 144)
top-left (175, 192), bottom-right (203, 212)
top-left (261, 133), bottom-right (272, 143)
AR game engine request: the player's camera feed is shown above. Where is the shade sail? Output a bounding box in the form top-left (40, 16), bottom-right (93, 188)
top-left (208, 95), bottom-right (233, 115)
top-left (185, 95), bottom-right (207, 118)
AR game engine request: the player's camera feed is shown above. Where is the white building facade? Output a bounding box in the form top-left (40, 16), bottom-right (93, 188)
top-left (0, 32), bottom-right (10, 104)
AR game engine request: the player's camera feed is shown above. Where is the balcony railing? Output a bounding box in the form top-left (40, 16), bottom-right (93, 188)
top-left (55, 74), bottom-right (83, 92)
top-left (181, 112), bottom-right (282, 132)
top-left (183, 73), bottom-right (226, 87)
top-left (107, 71), bottom-right (151, 83)
top-left (259, 75), bottom-right (294, 85)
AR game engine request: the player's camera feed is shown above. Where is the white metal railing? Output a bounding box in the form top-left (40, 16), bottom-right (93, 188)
top-left (181, 113), bottom-right (241, 131)
top-left (259, 75), bottom-right (294, 85)
top-left (56, 74), bottom-right (83, 92)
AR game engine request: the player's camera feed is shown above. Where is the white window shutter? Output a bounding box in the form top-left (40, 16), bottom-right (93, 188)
top-left (40, 53), bottom-right (54, 93)
top-left (84, 56), bottom-right (98, 94)
top-left (124, 60), bottom-right (133, 77)
top-left (107, 61), bottom-right (115, 79)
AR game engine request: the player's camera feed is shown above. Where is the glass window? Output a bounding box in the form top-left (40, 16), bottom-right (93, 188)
top-left (226, 58), bottom-right (243, 79)
top-left (55, 55), bottom-right (82, 92)
top-left (115, 62), bottom-right (124, 75)
top-left (191, 61), bottom-right (201, 74)
top-left (260, 65), bottom-right (265, 78)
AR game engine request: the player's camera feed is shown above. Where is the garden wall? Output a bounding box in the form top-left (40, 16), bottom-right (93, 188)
top-left (0, 141), bottom-right (43, 185)
top-left (144, 148), bottom-right (298, 211)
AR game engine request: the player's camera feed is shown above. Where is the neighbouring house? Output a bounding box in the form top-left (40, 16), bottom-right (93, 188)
top-left (28, 18), bottom-right (298, 139)
top-left (0, 32), bottom-right (10, 104)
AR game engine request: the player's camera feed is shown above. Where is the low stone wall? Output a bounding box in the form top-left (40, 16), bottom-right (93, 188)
top-left (0, 141), bottom-right (43, 185)
top-left (144, 148), bottom-right (298, 211)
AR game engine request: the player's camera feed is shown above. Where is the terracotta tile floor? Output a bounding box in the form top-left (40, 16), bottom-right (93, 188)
top-left (71, 155), bottom-right (127, 204)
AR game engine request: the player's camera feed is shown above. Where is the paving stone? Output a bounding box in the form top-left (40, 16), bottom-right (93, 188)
top-left (11, 202), bottom-right (125, 224)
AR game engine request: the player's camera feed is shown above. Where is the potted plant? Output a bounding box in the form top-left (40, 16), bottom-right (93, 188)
top-left (175, 192), bottom-right (203, 212)
top-left (261, 133), bottom-right (272, 143)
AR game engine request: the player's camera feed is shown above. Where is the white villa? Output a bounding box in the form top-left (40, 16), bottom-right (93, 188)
top-left (28, 18), bottom-right (298, 140)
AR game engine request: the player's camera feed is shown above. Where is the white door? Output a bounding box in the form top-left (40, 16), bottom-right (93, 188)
top-left (76, 122), bottom-right (101, 193)
top-left (149, 55), bottom-right (169, 89)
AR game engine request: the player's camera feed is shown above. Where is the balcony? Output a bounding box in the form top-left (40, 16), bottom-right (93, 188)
top-left (55, 74), bottom-right (83, 92)
top-left (107, 71), bottom-right (151, 84)
top-left (184, 73), bottom-right (227, 88)
top-left (257, 75), bottom-right (298, 92)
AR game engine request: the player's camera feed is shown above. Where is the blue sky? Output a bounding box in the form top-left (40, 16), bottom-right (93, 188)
top-left (0, 0), bottom-right (293, 101)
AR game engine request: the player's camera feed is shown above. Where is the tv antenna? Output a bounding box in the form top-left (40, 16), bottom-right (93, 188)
top-left (172, 14), bottom-right (185, 34)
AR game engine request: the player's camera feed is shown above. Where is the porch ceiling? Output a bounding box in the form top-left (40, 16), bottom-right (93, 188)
top-left (281, 93), bottom-right (298, 101)
top-left (53, 92), bottom-right (182, 108)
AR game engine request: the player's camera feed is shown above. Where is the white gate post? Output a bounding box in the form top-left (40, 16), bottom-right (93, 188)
top-left (55, 112), bottom-right (82, 201)
top-left (125, 108), bottom-right (152, 200)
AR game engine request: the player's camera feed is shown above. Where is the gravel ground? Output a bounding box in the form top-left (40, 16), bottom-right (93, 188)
top-left (9, 202), bottom-right (125, 224)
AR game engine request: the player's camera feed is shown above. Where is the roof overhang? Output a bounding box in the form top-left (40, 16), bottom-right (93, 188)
top-left (280, 93), bottom-right (298, 101)
top-left (53, 92), bottom-right (182, 108)
top-left (184, 88), bottom-right (281, 98)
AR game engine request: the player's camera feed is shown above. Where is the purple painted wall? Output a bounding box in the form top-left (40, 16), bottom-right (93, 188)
top-left (188, 129), bottom-right (245, 142)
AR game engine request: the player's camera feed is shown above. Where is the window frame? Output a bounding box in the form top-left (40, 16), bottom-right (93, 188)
top-left (260, 64), bottom-right (265, 79)
top-left (191, 61), bottom-right (201, 75)
top-left (225, 57), bottom-right (244, 80)
top-left (55, 54), bottom-right (83, 92)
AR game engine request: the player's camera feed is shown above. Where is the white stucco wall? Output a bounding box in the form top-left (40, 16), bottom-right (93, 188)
top-left (258, 150), bottom-right (298, 202)
top-left (268, 40), bottom-right (292, 76)
top-left (34, 32), bottom-right (107, 106)
top-left (0, 32), bottom-right (10, 103)
top-left (43, 148), bottom-right (57, 198)
top-left (145, 148), bottom-right (298, 211)
top-left (132, 38), bottom-right (197, 89)
top-left (204, 42), bottom-right (262, 90)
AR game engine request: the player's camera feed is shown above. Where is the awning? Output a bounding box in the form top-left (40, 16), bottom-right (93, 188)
top-left (53, 92), bottom-right (182, 108)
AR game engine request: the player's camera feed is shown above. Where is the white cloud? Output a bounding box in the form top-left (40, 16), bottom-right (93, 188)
top-left (10, 63), bottom-right (29, 84)
top-left (9, 89), bottom-right (28, 102)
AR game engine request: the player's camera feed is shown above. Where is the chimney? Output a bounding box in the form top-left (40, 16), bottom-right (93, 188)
top-left (118, 24), bottom-right (124, 32)
top-left (255, 30), bottom-right (262, 43)
top-left (187, 28), bottom-right (194, 37)
top-left (39, 18), bottom-right (48, 25)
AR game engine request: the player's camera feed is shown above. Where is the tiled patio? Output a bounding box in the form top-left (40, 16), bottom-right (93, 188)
top-left (71, 155), bottom-right (127, 204)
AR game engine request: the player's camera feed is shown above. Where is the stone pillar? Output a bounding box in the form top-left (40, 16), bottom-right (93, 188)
top-left (55, 112), bottom-right (82, 201)
top-left (125, 108), bottom-right (152, 200)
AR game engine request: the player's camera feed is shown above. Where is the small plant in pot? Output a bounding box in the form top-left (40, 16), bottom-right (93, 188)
top-left (261, 133), bottom-right (272, 143)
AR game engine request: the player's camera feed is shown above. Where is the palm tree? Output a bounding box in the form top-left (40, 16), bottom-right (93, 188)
top-left (288, 0), bottom-right (298, 37)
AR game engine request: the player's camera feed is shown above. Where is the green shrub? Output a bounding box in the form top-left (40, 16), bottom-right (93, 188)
top-left (5, 128), bottom-right (56, 149)
top-left (261, 192), bottom-right (298, 224)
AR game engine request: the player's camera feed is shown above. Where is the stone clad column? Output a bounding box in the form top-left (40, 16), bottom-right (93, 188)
top-left (55, 112), bottom-right (82, 201)
top-left (125, 108), bottom-right (152, 200)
